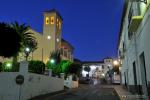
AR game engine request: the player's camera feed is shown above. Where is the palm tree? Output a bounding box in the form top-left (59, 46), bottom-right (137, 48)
top-left (11, 22), bottom-right (37, 62)
top-left (0, 22), bottom-right (21, 58)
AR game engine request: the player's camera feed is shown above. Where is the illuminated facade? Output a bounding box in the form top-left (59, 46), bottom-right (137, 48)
top-left (81, 58), bottom-right (113, 78)
top-left (18, 9), bottom-right (74, 63)
top-left (118, 0), bottom-right (150, 97)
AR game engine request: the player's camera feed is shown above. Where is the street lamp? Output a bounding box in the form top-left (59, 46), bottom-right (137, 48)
top-left (6, 62), bottom-right (12, 69)
top-left (25, 47), bottom-right (30, 52)
top-left (24, 47), bottom-right (30, 61)
top-left (50, 59), bottom-right (55, 64)
top-left (113, 60), bottom-right (119, 66)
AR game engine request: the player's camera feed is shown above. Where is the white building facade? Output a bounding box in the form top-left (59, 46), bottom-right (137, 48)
top-left (118, 0), bottom-right (150, 98)
top-left (81, 58), bottom-right (114, 78)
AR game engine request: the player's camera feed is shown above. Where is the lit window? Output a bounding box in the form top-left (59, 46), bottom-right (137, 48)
top-left (59, 21), bottom-right (61, 29)
top-left (50, 16), bottom-right (54, 24)
top-left (57, 18), bottom-right (59, 26)
top-left (45, 17), bottom-right (49, 25)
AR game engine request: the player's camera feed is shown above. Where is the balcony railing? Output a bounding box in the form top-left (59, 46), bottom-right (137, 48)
top-left (128, 16), bottom-right (143, 32)
top-left (128, 4), bottom-right (143, 33)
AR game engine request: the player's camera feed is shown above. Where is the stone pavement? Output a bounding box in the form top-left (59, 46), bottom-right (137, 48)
top-left (91, 84), bottom-right (146, 100)
top-left (113, 85), bottom-right (146, 100)
top-left (29, 84), bottom-right (147, 100)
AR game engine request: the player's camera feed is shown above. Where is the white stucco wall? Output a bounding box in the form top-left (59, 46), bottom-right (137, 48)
top-left (119, 3), bottom-right (150, 87)
top-left (0, 72), bottom-right (64, 100)
top-left (64, 75), bottom-right (78, 88)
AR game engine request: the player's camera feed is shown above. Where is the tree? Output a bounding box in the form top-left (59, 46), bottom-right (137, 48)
top-left (0, 62), bottom-right (2, 72)
top-left (0, 22), bottom-right (21, 57)
top-left (49, 50), bottom-right (61, 65)
top-left (84, 66), bottom-right (91, 77)
top-left (11, 22), bottom-right (37, 61)
top-left (46, 59), bottom-right (73, 76)
top-left (24, 39), bottom-right (37, 60)
top-left (68, 63), bottom-right (81, 75)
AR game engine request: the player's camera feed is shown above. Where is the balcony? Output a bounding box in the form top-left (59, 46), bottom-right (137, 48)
top-left (128, 16), bottom-right (143, 33)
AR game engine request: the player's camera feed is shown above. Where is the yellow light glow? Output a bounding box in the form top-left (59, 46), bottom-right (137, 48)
top-left (57, 18), bottom-right (59, 26)
top-left (50, 16), bottom-right (54, 24)
top-left (113, 60), bottom-right (119, 66)
top-left (59, 21), bottom-right (61, 29)
top-left (45, 17), bottom-right (49, 25)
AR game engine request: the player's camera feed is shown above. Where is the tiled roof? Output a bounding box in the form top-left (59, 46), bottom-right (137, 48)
top-left (43, 8), bottom-right (63, 20)
top-left (61, 38), bottom-right (74, 50)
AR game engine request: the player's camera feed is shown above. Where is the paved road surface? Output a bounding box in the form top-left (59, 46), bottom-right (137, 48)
top-left (31, 84), bottom-right (120, 100)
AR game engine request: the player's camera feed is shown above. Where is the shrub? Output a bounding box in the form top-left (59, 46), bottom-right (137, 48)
top-left (1, 61), bottom-right (20, 72)
top-left (0, 22), bottom-right (21, 57)
top-left (0, 62), bottom-right (2, 72)
top-left (28, 60), bottom-right (45, 74)
top-left (2, 61), bottom-right (12, 72)
top-left (12, 62), bottom-right (20, 72)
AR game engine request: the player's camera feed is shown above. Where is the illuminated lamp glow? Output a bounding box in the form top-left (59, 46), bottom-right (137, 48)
top-left (47, 36), bottom-right (51, 39)
top-left (50, 59), bottom-right (55, 64)
top-left (113, 60), bottom-right (119, 66)
top-left (25, 47), bottom-right (30, 52)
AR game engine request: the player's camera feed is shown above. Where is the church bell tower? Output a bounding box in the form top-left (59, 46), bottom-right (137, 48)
top-left (43, 9), bottom-right (62, 62)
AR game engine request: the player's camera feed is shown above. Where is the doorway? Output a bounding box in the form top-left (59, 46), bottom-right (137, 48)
top-left (139, 52), bottom-right (148, 96)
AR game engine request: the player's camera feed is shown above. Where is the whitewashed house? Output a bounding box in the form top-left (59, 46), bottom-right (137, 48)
top-left (118, 0), bottom-right (150, 98)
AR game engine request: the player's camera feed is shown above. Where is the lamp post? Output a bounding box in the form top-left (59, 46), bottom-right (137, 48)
top-left (24, 47), bottom-right (30, 61)
top-left (50, 59), bottom-right (55, 64)
top-left (113, 60), bottom-right (119, 66)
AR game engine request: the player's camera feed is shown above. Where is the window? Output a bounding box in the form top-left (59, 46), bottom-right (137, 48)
top-left (45, 17), bottom-right (49, 25)
top-left (140, 52), bottom-right (148, 86)
top-left (60, 48), bottom-right (63, 55)
top-left (68, 52), bottom-right (70, 58)
top-left (128, 6), bottom-right (133, 27)
top-left (133, 61), bottom-right (137, 85)
top-left (50, 16), bottom-right (54, 24)
top-left (123, 42), bottom-right (126, 52)
top-left (139, 52), bottom-right (149, 95)
top-left (64, 51), bottom-right (67, 57)
top-left (102, 65), bottom-right (104, 69)
top-left (128, 5), bottom-right (134, 40)
top-left (57, 18), bottom-right (59, 27)
top-left (59, 21), bottom-right (61, 29)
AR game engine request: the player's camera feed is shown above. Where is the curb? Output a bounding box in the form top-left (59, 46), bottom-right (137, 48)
top-left (28, 90), bottom-right (66, 100)
top-left (114, 88), bottom-right (122, 100)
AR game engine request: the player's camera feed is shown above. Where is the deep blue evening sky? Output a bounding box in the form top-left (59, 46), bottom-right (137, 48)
top-left (0, 0), bottom-right (124, 61)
